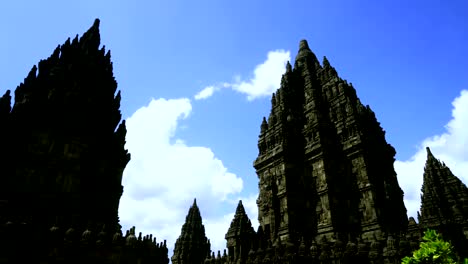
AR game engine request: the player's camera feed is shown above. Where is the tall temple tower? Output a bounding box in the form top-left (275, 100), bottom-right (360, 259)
top-left (172, 199), bottom-right (211, 264)
top-left (0, 19), bottom-right (169, 263)
top-left (0, 19), bottom-right (130, 232)
top-left (419, 147), bottom-right (468, 257)
top-left (254, 40), bottom-right (408, 245)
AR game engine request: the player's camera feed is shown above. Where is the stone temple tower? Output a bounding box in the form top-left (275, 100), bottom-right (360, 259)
top-left (254, 40), bottom-right (408, 245)
top-left (0, 19), bottom-right (130, 233)
top-left (172, 199), bottom-right (211, 264)
top-left (419, 147), bottom-right (468, 258)
top-left (225, 200), bottom-right (256, 264)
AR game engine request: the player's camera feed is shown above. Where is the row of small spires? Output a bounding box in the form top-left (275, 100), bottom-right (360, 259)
top-left (205, 233), bottom-right (422, 263)
top-left (0, 220), bottom-right (167, 249)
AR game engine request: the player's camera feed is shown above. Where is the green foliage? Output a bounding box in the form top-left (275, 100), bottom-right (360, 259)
top-left (402, 229), bottom-right (458, 264)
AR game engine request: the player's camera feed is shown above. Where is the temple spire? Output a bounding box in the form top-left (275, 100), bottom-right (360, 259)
top-left (225, 200), bottom-right (255, 263)
top-left (235, 200), bottom-right (245, 215)
top-left (186, 197), bottom-right (202, 223)
top-left (294, 39), bottom-right (320, 69)
top-left (286, 61), bottom-right (292, 73)
top-left (79, 18), bottom-right (101, 52)
top-left (299, 39), bottom-right (311, 51)
top-left (419, 148), bottom-right (468, 257)
top-left (172, 199), bottom-right (210, 264)
top-left (260, 117), bottom-right (268, 134)
top-left (323, 56), bottom-right (330, 68)
top-left (426, 146), bottom-right (434, 159)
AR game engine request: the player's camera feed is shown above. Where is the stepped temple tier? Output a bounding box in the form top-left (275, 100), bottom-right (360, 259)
top-left (1, 19), bottom-right (467, 263)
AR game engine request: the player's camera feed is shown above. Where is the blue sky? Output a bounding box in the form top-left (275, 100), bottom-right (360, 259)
top-left (2, 0), bottom-right (468, 257)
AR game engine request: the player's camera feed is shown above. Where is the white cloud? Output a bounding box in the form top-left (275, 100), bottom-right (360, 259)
top-left (232, 50), bottom-right (291, 101)
top-left (193, 50), bottom-right (291, 101)
top-left (194, 86), bottom-right (219, 100)
top-left (395, 90), bottom-right (468, 220)
top-left (204, 213), bottom-right (235, 254)
top-left (119, 98), bottom-right (244, 258)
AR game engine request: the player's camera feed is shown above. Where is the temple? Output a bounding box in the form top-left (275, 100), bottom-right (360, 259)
top-left (418, 147), bottom-right (468, 257)
top-left (1, 19), bottom-right (467, 263)
top-left (191, 40), bottom-right (468, 263)
top-left (172, 199), bottom-right (211, 264)
top-left (0, 19), bottom-right (169, 263)
top-left (254, 39), bottom-right (408, 244)
top-left (225, 200), bottom-right (256, 264)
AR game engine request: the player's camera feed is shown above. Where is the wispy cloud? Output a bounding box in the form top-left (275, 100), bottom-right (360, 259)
top-left (395, 89), bottom-right (468, 220)
top-left (193, 50), bottom-right (291, 101)
top-left (194, 86), bottom-right (219, 100)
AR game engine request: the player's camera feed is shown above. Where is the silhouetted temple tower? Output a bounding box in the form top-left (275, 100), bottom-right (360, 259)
top-left (254, 40), bottom-right (408, 245)
top-left (0, 19), bottom-right (130, 232)
top-left (0, 19), bottom-right (169, 264)
top-left (172, 199), bottom-right (211, 264)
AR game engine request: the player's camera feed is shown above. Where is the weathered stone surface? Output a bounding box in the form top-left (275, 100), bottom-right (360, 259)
top-left (172, 198), bottom-right (211, 264)
top-left (255, 39), bottom-right (407, 246)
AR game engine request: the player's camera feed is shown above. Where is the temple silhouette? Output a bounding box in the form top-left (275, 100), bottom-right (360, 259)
top-left (0, 20), bottom-right (467, 264)
top-left (0, 19), bottom-right (168, 264)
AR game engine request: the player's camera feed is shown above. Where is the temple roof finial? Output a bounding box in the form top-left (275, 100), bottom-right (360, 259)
top-left (286, 61), bottom-right (292, 73)
top-left (173, 198), bottom-right (210, 263)
top-left (323, 56), bottom-right (330, 67)
top-left (299, 39), bottom-right (311, 51)
top-left (93, 18), bottom-right (100, 28)
top-left (426, 147), bottom-right (435, 160)
top-left (260, 117), bottom-right (268, 134)
top-left (295, 39), bottom-right (319, 67)
top-left (79, 18), bottom-right (102, 52)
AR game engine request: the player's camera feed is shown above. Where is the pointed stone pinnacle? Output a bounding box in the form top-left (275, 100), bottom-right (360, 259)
top-left (286, 61), bottom-right (292, 72)
top-left (261, 116), bottom-right (268, 134)
top-left (173, 199), bottom-right (210, 264)
top-left (79, 18), bottom-right (102, 52)
top-left (295, 39), bottom-right (319, 67)
top-left (426, 147), bottom-right (434, 159)
top-left (235, 200), bottom-right (246, 215)
top-left (93, 18), bottom-right (100, 28)
top-left (323, 56), bottom-right (330, 67)
top-left (299, 39), bottom-right (310, 51)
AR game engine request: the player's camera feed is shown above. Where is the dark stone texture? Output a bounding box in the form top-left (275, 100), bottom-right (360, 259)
top-left (225, 200), bottom-right (256, 264)
top-left (254, 39), bottom-right (407, 245)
